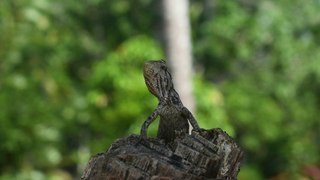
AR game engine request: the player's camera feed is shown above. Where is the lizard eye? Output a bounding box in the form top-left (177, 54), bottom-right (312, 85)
top-left (160, 65), bottom-right (167, 70)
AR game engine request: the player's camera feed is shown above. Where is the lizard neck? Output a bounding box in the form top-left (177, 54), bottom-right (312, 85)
top-left (159, 88), bottom-right (182, 106)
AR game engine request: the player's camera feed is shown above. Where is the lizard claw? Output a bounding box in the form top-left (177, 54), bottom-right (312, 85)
top-left (191, 127), bottom-right (203, 135)
top-left (140, 130), bottom-right (148, 140)
top-left (140, 134), bottom-right (147, 140)
top-left (135, 133), bottom-right (147, 146)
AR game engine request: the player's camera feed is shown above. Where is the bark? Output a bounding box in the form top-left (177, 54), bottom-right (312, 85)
top-left (81, 128), bottom-right (243, 180)
top-left (162, 0), bottom-right (195, 114)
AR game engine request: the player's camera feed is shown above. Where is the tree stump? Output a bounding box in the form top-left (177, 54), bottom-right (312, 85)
top-left (81, 128), bottom-right (243, 180)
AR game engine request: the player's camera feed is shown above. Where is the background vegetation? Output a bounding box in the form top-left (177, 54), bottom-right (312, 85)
top-left (1, 0), bottom-right (319, 179)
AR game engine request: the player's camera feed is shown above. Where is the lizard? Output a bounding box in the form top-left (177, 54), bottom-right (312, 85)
top-left (140, 60), bottom-right (200, 143)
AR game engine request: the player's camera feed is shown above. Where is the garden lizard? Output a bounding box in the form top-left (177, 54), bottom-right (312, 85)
top-left (140, 60), bottom-right (200, 143)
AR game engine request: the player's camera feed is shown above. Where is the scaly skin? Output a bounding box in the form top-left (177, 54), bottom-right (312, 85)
top-left (140, 60), bottom-right (200, 142)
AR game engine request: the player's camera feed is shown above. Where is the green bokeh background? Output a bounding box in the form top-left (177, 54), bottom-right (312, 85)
top-left (1, 0), bottom-right (319, 179)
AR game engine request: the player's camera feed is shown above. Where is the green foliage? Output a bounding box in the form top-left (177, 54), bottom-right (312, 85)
top-left (194, 76), bottom-right (235, 135)
top-left (0, 0), bottom-right (320, 179)
top-left (192, 0), bottom-right (320, 178)
top-left (0, 0), bottom-right (161, 178)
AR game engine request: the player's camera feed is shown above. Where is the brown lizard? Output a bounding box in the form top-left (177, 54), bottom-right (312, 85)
top-left (140, 60), bottom-right (200, 143)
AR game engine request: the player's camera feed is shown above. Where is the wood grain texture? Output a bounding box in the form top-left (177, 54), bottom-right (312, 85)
top-left (82, 128), bottom-right (243, 180)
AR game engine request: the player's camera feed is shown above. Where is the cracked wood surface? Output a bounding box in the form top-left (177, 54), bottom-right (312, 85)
top-left (82, 128), bottom-right (243, 180)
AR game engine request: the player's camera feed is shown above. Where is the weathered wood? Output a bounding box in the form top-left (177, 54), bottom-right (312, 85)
top-left (82, 128), bottom-right (243, 180)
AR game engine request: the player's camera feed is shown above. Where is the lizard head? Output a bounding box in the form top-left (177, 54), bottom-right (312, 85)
top-left (143, 60), bottom-right (174, 100)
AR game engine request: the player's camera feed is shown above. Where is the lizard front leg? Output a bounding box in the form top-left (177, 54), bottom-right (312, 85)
top-left (140, 108), bottom-right (159, 139)
top-left (182, 107), bottom-right (200, 130)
